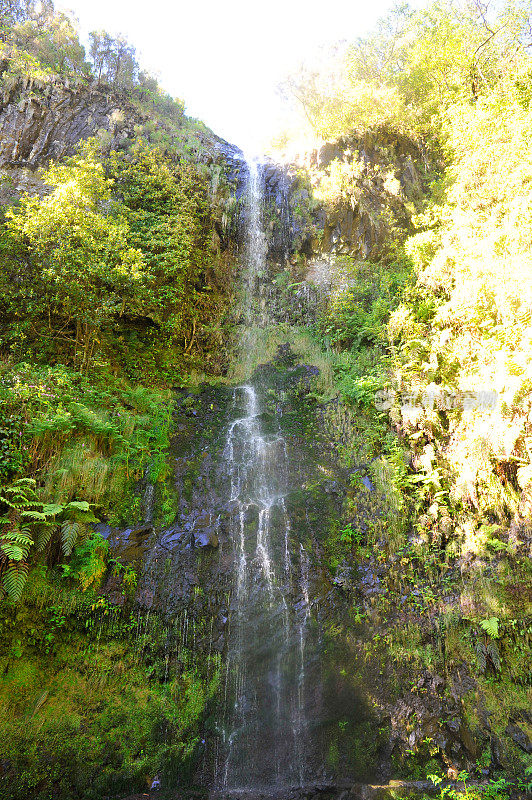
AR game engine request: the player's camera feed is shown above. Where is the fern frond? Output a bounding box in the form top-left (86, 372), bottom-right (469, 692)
top-left (0, 528), bottom-right (34, 562)
top-left (480, 617), bottom-right (500, 639)
top-left (10, 478), bottom-right (36, 488)
top-left (41, 504), bottom-right (64, 517)
top-left (487, 640), bottom-right (501, 672)
top-left (0, 497), bottom-right (19, 510)
top-left (65, 501), bottom-right (91, 512)
top-left (1, 543), bottom-right (25, 561)
top-left (475, 640), bottom-right (487, 674)
top-left (2, 562), bottom-right (29, 601)
top-left (61, 520), bottom-right (80, 556)
top-left (76, 523), bottom-right (88, 546)
top-left (36, 525), bottom-right (55, 552)
top-left (20, 510), bottom-right (47, 522)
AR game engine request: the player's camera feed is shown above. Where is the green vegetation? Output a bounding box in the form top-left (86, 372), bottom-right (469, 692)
top-left (1, 0), bottom-right (532, 794)
top-left (1, 139), bottom-right (223, 379)
top-left (279, 0), bottom-right (532, 146)
top-left (0, 574), bottom-right (220, 800)
top-left (0, 5), bottom-right (238, 794)
top-left (273, 0), bottom-right (532, 788)
top-left (279, 0), bottom-right (532, 580)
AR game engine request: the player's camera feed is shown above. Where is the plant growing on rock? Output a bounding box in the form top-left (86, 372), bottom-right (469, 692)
top-left (0, 478), bottom-right (98, 600)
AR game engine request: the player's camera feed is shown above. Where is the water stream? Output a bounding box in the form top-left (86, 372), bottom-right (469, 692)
top-left (217, 159), bottom-right (311, 792)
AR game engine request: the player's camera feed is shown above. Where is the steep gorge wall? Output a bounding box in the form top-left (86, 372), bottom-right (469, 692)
top-left (0, 73), bottom-right (246, 202)
top-left (263, 130), bottom-right (429, 265)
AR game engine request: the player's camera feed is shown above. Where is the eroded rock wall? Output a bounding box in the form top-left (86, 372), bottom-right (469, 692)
top-left (263, 130), bottom-right (430, 268)
top-left (0, 72), bottom-right (246, 202)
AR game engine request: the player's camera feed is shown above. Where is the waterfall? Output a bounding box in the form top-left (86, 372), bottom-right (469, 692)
top-left (217, 158), bottom-right (310, 792)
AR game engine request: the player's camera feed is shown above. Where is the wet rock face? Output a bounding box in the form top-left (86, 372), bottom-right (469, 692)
top-left (262, 159), bottom-right (294, 260)
top-left (132, 385), bottom-right (236, 617)
top-left (261, 131), bottom-right (428, 265)
top-left (107, 348), bottom-right (391, 789)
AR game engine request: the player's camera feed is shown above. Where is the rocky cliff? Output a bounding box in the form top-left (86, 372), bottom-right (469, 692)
top-left (262, 130), bottom-right (429, 266)
top-left (0, 72), bottom-right (245, 202)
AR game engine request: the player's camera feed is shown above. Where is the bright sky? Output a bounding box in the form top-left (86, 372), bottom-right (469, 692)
top-left (56, 0), bottom-right (418, 153)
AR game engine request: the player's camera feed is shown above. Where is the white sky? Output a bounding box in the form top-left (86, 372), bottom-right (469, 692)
top-left (56, 0), bottom-right (419, 153)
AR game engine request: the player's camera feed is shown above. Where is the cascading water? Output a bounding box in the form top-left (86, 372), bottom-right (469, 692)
top-left (216, 159), bottom-right (311, 792)
top-left (127, 156), bottom-right (382, 796)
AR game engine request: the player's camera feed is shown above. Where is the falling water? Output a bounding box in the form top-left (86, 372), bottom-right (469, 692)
top-left (217, 159), bottom-right (311, 792)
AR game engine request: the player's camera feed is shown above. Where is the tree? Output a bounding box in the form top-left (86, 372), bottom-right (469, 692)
top-left (89, 29), bottom-right (113, 82)
top-left (3, 142), bottom-right (145, 371)
top-left (88, 30), bottom-right (138, 88)
top-left (107, 140), bottom-right (212, 352)
top-left (278, 0), bottom-right (532, 143)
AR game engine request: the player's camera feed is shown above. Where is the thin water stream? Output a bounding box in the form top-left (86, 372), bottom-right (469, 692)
top-left (217, 160), bottom-right (311, 792)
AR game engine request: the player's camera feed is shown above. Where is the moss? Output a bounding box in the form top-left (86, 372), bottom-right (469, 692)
top-left (0, 576), bottom-right (220, 799)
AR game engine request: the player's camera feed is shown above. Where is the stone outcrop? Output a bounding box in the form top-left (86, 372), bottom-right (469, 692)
top-left (0, 72), bottom-right (245, 202)
top-left (263, 130), bottom-right (429, 268)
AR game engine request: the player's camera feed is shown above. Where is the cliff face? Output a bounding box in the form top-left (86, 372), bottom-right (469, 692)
top-left (262, 130), bottom-right (429, 270)
top-left (0, 73), bottom-right (245, 202)
top-left (306, 131), bottom-right (427, 258)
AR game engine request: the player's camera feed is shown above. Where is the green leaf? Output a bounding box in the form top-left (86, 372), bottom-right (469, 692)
top-left (42, 503), bottom-right (64, 517)
top-left (61, 520), bottom-right (81, 556)
top-left (2, 562), bottom-right (29, 601)
top-left (20, 510), bottom-right (47, 522)
top-left (65, 501), bottom-right (90, 512)
top-left (36, 526), bottom-right (55, 552)
top-left (480, 617), bottom-right (500, 639)
top-left (1, 528), bottom-right (33, 562)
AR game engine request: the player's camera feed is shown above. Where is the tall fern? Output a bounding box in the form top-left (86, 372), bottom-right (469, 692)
top-left (0, 479), bottom-right (98, 601)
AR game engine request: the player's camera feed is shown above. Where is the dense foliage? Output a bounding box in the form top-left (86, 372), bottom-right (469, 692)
top-left (1, 0), bottom-right (531, 795)
top-left (279, 0), bottom-right (532, 145)
top-left (279, 0), bottom-right (532, 561)
top-left (0, 0), bottom-right (187, 122)
top-left (273, 1), bottom-right (532, 787)
top-left (0, 137), bottom-right (224, 378)
top-left (0, 4), bottom-right (237, 793)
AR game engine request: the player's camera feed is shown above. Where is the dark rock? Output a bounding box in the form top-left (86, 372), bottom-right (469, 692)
top-left (505, 722), bottom-right (532, 753)
top-left (93, 522), bottom-right (112, 539)
top-left (194, 530), bottom-right (219, 548)
top-left (0, 75), bottom-right (246, 203)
